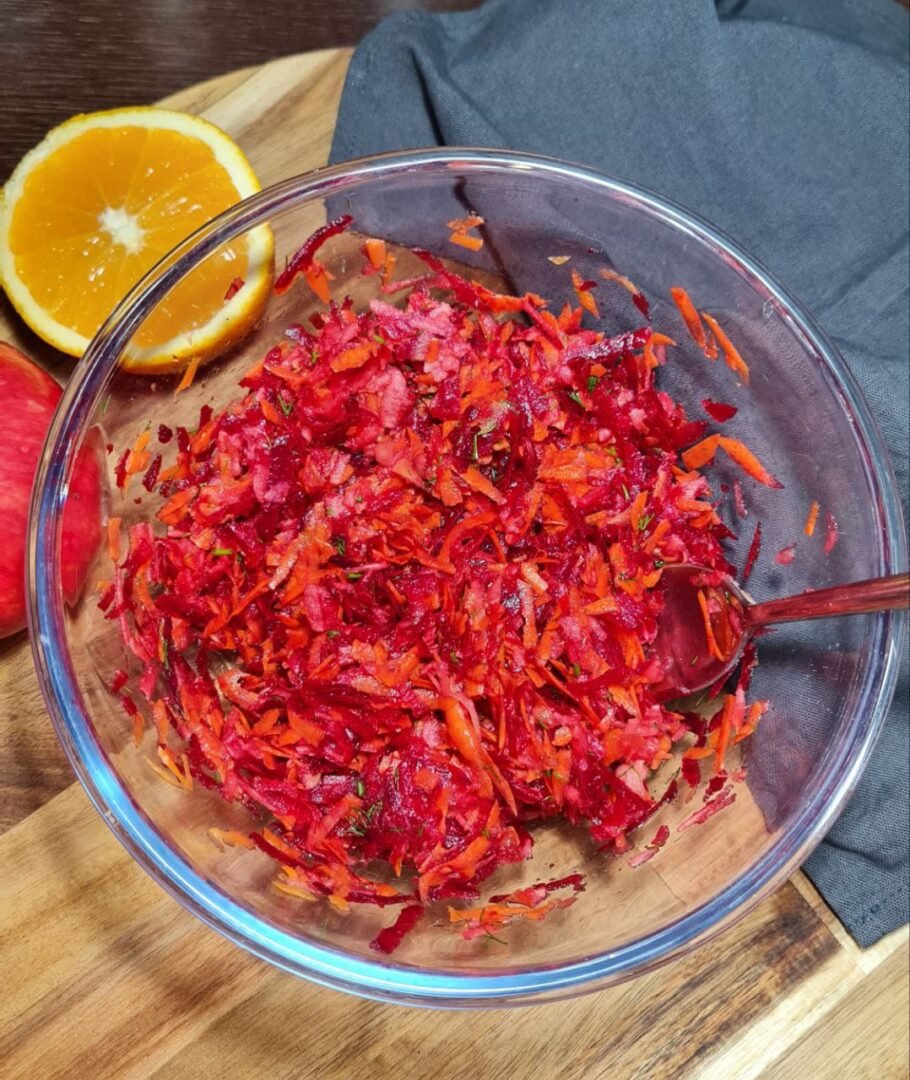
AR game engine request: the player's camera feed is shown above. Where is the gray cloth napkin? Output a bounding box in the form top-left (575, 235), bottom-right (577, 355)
top-left (329, 0), bottom-right (910, 946)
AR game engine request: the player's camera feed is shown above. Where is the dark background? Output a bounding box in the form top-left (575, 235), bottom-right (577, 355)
top-left (0, 0), bottom-right (482, 180)
top-left (1, 0), bottom-right (906, 181)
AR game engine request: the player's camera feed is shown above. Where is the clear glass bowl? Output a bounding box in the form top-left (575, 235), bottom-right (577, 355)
top-left (28, 150), bottom-right (907, 1006)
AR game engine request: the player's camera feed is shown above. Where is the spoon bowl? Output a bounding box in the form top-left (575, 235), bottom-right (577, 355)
top-left (654, 564), bottom-right (910, 700)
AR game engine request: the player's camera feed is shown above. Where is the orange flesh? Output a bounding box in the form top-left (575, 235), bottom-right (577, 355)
top-left (8, 127), bottom-right (255, 349)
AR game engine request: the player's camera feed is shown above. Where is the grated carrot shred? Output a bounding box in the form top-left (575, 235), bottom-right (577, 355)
top-left (449, 231), bottom-right (484, 251)
top-left (670, 286), bottom-right (709, 353)
top-left (701, 312), bottom-right (750, 384)
top-left (209, 828), bottom-right (255, 849)
top-left (364, 237), bottom-right (386, 270)
top-left (304, 265), bottom-right (332, 304)
top-left (447, 214), bottom-right (485, 251)
top-left (571, 269), bottom-right (600, 318)
top-left (259, 396), bottom-right (282, 424)
top-left (681, 435), bottom-right (722, 471)
top-left (682, 434), bottom-right (781, 489)
top-left (107, 517), bottom-right (121, 563)
top-left (716, 437), bottom-right (782, 489)
top-left (175, 355), bottom-right (201, 395)
top-left (697, 588), bottom-right (726, 662)
top-left (461, 466), bottom-right (505, 504)
top-left (599, 267), bottom-right (642, 296)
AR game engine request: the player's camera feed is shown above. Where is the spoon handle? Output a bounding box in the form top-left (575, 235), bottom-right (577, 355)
top-left (747, 572), bottom-right (910, 628)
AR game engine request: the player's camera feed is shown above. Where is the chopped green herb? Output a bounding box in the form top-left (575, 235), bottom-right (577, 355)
top-left (567, 390), bottom-right (584, 407)
top-left (606, 445), bottom-right (620, 461)
top-left (621, 484), bottom-right (631, 500)
top-left (211, 547), bottom-right (234, 557)
top-left (587, 374), bottom-right (600, 392)
top-left (373, 333), bottom-right (386, 345)
top-left (483, 931), bottom-right (509, 946)
top-left (654, 558), bottom-right (665, 568)
top-left (637, 513), bottom-right (654, 532)
top-left (356, 779), bottom-right (365, 797)
top-left (346, 571), bottom-right (363, 582)
top-left (332, 536), bottom-right (346, 556)
top-left (571, 662), bottom-right (581, 678)
top-left (309, 348), bottom-right (320, 366)
top-left (327, 629), bottom-right (340, 639)
top-left (278, 395), bottom-right (293, 417)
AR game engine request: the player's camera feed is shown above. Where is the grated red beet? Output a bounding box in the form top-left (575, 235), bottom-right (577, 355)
top-left (701, 398), bottom-right (738, 423)
top-left (743, 521), bottom-right (763, 581)
top-left (370, 904), bottom-right (424, 954)
top-left (824, 510), bottom-right (840, 555)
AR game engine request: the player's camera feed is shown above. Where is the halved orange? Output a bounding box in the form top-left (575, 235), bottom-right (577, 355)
top-left (0, 107), bottom-right (272, 372)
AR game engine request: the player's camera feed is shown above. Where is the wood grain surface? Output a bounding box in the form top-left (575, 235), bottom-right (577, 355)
top-left (0, 46), bottom-right (908, 1080)
top-left (0, 0), bottom-right (483, 182)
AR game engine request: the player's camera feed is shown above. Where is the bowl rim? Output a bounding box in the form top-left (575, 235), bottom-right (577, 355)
top-left (28, 147), bottom-right (908, 1006)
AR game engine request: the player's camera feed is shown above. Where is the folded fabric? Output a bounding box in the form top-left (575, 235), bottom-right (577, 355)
top-left (329, 0), bottom-right (909, 946)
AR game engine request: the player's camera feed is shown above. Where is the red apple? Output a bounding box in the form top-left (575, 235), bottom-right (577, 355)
top-left (0, 341), bottom-right (102, 638)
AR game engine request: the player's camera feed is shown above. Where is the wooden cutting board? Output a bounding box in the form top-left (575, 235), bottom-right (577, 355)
top-left (0, 49), bottom-right (907, 1080)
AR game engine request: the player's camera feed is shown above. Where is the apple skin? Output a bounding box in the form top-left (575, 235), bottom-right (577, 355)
top-left (0, 342), bottom-right (102, 638)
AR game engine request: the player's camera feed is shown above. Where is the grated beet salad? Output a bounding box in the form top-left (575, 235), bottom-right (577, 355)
top-left (104, 219), bottom-right (775, 949)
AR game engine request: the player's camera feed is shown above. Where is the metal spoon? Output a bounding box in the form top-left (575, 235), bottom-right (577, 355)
top-left (652, 564), bottom-right (910, 699)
